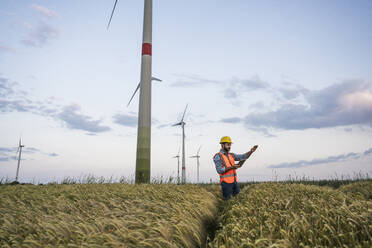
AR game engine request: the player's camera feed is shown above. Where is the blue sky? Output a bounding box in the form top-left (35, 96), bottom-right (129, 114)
top-left (1, 0), bottom-right (372, 183)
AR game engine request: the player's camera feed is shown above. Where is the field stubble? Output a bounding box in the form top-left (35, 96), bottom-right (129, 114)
top-left (0, 181), bottom-right (371, 247)
top-left (0, 184), bottom-right (218, 247)
top-left (210, 183), bottom-right (372, 248)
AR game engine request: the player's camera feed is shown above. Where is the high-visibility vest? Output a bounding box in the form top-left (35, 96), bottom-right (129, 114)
top-left (216, 152), bottom-right (237, 183)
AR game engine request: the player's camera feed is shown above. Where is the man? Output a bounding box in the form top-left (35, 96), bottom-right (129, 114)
top-left (213, 136), bottom-right (258, 200)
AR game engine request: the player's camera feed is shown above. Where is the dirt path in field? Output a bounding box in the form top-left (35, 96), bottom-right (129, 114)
top-left (202, 183), bottom-right (254, 248)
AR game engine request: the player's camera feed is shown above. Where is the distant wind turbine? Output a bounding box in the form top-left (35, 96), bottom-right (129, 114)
top-left (190, 146), bottom-right (202, 183)
top-left (15, 138), bottom-right (25, 182)
top-left (173, 104), bottom-right (188, 184)
top-left (172, 147), bottom-right (180, 184)
top-left (107, 0), bottom-right (159, 183)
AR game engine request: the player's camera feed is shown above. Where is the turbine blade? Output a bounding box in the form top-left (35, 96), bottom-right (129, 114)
top-left (172, 122), bottom-right (182, 126)
top-left (127, 82), bottom-right (140, 107)
top-left (151, 77), bottom-right (162, 82)
top-left (197, 145), bottom-right (202, 155)
top-left (180, 104), bottom-right (188, 122)
top-left (107, 0), bottom-right (119, 30)
top-left (177, 147), bottom-right (180, 156)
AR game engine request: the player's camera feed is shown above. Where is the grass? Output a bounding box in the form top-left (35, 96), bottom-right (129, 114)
top-left (210, 182), bottom-right (372, 248)
top-left (1, 177), bottom-right (371, 247)
top-left (339, 181), bottom-right (372, 200)
top-left (0, 184), bottom-right (218, 247)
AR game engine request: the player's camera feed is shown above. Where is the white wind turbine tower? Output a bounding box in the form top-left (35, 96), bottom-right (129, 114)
top-left (107, 0), bottom-right (160, 183)
top-left (172, 147), bottom-right (180, 184)
top-left (173, 104), bottom-right (188, 184)
top-left (15, 138), bottom-right (25, 182)
top-left (190, 146), bottom-right (202, 183)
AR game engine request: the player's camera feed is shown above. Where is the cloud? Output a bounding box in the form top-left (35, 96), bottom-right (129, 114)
top-left (0, 146), bottom-right (57, 162)
top-left (113, 113), bottom-right (138, 127)
top-left (221, 117), bottom-right (241, 124)
top-left (0, 147), bottom-right (16, 156)
top-left (224, 89), bottom-right (237, 98)
top-left (0, 45), bottom-right (15, 53)
top-left (21, 21), bottom-right (59, 47)
top-left (220, 117), bottom-right (276, 137)
top-left (169, 74), bottom-right (271, 106)
top-left (344, 127), bottom-right (352, 132)
top-left (0, 76), bottom-right (15, 96)
top-left (21, 4), bottom-right (59, 47)
top-left (0, 157), bottom-right (12, 162)
top-left (58, 104), bottom-right (111, 133)
top-left (235, 76), bottom-right (269, 91)
top-left (0, 100), bottom-right (33, 112)
top-left (22, 147), bottom-right (40, 154)
top-left (223, 79), bottom-right (372, 131)
top-left (170, 74), bottom-right (222, 88)
top-left (364, 148), bottom-right (372, 156)
top-left (220, 75), bottom-right (271, 107)
top-left (267, 147), bottom-right (372, 169)
top-left (31, 4), bottom-right (59, 18)
top-left (275, 82), bottom-right (310, 100)
top-left (0, 77), bottom-right (42, 112)
top-left (0, 76), bottom-right (111, 134)
top-left (157, 123), bottom-right (170, 129)
top-left (170, 74), bottom-right (270, 106)
top-left (249, 101), bottom-right (265, 109)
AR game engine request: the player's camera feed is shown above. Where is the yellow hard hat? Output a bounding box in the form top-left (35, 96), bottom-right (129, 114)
top-left (220, 136), bottom-right (233, 144)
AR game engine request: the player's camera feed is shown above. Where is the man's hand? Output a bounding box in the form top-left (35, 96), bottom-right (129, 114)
top-left (234, 164), bottom-right (242, 169)
top-left (251, 145), bottom-right (258, 153)
top-left (245, 145), bottom-right (259, 159)
top-left (227, 165), bottom-right (240, 171)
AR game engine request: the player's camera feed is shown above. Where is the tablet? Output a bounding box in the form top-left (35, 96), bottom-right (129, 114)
top-left (238, 159), bottom-right (247, 167)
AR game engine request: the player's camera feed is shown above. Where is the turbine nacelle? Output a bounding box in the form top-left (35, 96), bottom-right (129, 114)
top-left (172, 121), bottom-right (186, 126)
top-left (172, 104), bottom-right (188, 126)
top-left (190, 146), bottom-right (202, 159)
top-left (173, 104), bottom-right (188, 184)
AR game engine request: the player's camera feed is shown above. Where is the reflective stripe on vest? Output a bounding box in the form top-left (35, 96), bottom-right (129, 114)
top-left (217, 152), bottom-right (237, 184)
top-left (220, 174), bottom-right (235, 179)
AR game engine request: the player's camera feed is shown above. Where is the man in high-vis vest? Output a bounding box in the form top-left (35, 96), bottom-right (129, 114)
top-left (213, 136), bottom-right (258, 200)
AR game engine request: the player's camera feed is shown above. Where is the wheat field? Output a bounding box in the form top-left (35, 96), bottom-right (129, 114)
top-left (0, 181), bottom-right (371, 247)
top-left (0, 184), bottom-right (218, 247)
top-left (210, 183), bottom-right (372, 248)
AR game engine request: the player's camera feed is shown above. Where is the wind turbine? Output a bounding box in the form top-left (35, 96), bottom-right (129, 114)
top-left (190, 146), bottom-right (202, 183)
top-left (172, 147), bottom-right (180, 184)
top-left (107, 0), bottom-right (156, 183)
top-left (173, 104), bottom-right (188, 184)
top-left (15, 138), bottom-right (25, 182)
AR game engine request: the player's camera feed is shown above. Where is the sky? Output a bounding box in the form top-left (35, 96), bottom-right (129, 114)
top-left (1, 0), bottom-right (372, 183)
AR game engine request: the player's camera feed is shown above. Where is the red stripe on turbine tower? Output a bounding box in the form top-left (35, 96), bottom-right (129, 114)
top-left (142, 43), bottom-right (152, 56)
